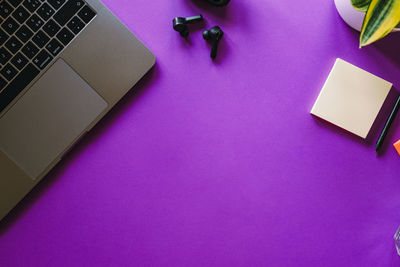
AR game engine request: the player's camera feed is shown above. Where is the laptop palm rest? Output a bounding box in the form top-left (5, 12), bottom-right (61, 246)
top-left (0, 59), bottom-right (108, 180)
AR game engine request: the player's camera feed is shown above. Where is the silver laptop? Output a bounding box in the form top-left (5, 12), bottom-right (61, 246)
top-left (0, 0), bottom-right (155, 220)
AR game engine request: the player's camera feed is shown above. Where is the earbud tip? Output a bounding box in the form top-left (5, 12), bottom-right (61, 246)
top-left (203, 30), bottom-right (210, 40)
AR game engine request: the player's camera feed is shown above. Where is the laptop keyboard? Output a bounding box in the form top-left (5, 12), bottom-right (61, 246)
top-left (0, 0), bottom-right (96, 113)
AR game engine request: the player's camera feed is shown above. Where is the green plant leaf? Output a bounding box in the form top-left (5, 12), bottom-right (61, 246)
top-left (360, 0), bottom-right (400, 47)
top-left (351, 0), bottom-right (372, 12)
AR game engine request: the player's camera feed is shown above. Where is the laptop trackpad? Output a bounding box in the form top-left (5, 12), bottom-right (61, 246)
top-left (0, 59), bottom-right (108, 180)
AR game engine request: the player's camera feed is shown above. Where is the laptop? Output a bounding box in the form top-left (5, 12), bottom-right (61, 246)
top-left (0, 0), bottom-right (155, 220)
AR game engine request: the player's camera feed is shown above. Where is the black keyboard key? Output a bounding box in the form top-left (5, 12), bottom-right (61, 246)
top-left (1, 63), bottom-right (18, 81)
top-left (5, 36), bottom-right (22, 53)
top-left (0, 27), bottom-right (8, 45)
top-left (78, 5), bottom-right (95, 23)
top-left (2, 16), bottom-right (19, 35)
top-left (43, 19), bottom-right (60, 37)
top-left (0, 47), bottom-right (11, 64)
top-left (0, 76), bottom-right (6, 91)
top-left (56, 27), bottom-right (73, 45)
top-left (12, 5), bottom-right (29, 24)
top-left (0, 1), bottom-right (14, 19)
top-left (0, 63), bottom-right (39, 112)
top-left (46, 38), bottom-right (63, 56)
top-left (33, 49), bottom-right (52, 69)
top-left (15, 24), bottom-right (33, 42)
top-left (48, 0), bottom-right (65, 10)
top-left (26, 14), bottom-right (43, 32)
top-left (32, 30), bottom-right (49, 47)
top-left (67, 16), bottom-right (84, 34)
top-left (8, 0), bottom-right (22, 8)
top-left (22, 0), bottom-right (40, 13)
top-left (21, 41), bottom-right (38, 58)
top-left (54, 0), bottom-right (84, 26)
top-left (37, 3), bottom-right (54, 21)
top-left (11, 52), bottom-right (28, 70)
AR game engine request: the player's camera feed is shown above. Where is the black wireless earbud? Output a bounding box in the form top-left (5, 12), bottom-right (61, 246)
top-left (203, 26), bottom-right (224, 59)
top-left (173, 15), bottom-right (204, 37)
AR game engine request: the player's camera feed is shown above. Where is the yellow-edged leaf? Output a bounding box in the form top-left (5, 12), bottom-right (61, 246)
top-left (360, 0), bottom-right (400, 47)
top-left (351, 0), bottom-right (372, 12)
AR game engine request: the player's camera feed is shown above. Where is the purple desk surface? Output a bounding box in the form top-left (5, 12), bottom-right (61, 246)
top-left (1, 0), bottom-right (400, 266)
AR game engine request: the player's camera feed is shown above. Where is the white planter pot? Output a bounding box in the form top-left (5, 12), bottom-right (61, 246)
top-left (334, 0), bottom-right (400, 32)
top-left (334, 0), bottom-right (365, 31)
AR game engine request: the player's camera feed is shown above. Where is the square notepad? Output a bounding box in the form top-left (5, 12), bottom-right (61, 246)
top-left (311, 58), bottom-right (392, 139)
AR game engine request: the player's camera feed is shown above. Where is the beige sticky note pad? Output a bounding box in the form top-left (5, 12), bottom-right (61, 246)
top-left (311, 58), bottom-right (392, 139)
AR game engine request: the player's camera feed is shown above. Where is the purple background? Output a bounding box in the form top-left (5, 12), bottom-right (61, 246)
top-left (1, 0), bottom-right (400, 266)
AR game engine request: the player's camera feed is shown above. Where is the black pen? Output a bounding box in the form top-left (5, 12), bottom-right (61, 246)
top-left (375, 95), bottom-right (400, 152)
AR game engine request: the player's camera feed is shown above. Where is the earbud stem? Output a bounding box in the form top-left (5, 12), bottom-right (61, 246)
top-left (210, 43), bottom-right (218, 59)
top-left (185, 15), bottom-right (203, 24)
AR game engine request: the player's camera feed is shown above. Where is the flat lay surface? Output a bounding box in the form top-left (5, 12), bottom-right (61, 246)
top-left (1, 0), bottom-right (400, 266)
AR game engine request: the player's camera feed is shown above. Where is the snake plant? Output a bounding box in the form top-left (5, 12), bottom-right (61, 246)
top-left (351, 0), bottom-right (400, 47)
